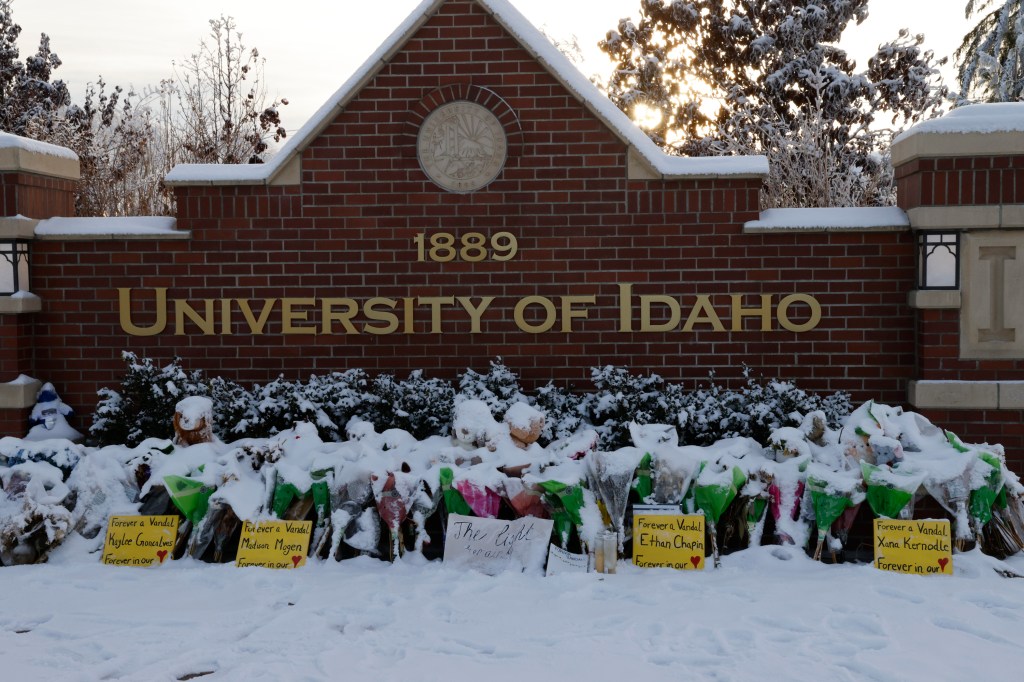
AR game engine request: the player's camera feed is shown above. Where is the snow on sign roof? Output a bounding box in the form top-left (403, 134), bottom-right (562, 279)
top-left (891, 102), bottom-right (1024, 166)
top-left (35, 216), bottom-right (183, 239)
top-left (165, 0), bottom-right (767, 186)
top-left (744, 207), bottom-right (910, 233)
top-left (894, 102), bottom-right (1024, 142)
top-left (0, 131), bottom-right (79, 161)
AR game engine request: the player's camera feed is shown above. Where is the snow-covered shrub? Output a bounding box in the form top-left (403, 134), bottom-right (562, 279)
top-left (366, 371), bottom-right (454, 440)
top-left (533, 382), bottom-right (586, 443)
top-left (582, 366), bottom-right (672, 449)
top-left (678, 373), bottom-right (852, 446)
top-left (457, 358), bottom-right (527, 420)
top-left (246, 376), bottom-right (334, 440)
top-left (209, 376), bottom-right (254, 440)
top-left (0, 461), bottom-right (73, 565)
top-left (91, 353), bottom-right (208, 447)
top-left (307, 370), bottom-right (370, 440)
top-left (90, 356), bottom-right (851, 450)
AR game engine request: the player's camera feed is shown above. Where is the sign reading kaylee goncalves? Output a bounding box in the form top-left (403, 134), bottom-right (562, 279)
top-left (102, 515), bottom-right (179, 567)
top-left (444, 514), bottom-right (553, 576)
top-left (236, 520), bottom-right (312, 569)
top-left (874, 519), bottom-right (953, 576)
top-left (632, 506), bottom-right (705, 570)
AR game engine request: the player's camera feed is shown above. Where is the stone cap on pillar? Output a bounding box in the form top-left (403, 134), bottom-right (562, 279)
top-left (0, 374), bottom-right (41, 410)
top-left (892, 103), bottom-right (1024, 168)
top-left (0, 132), bottom-right (80, 180)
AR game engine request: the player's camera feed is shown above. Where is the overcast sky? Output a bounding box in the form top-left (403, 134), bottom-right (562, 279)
top-left (14, 0), bottom-right (967, 131)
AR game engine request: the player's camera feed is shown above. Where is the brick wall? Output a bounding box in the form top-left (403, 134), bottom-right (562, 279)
top-left (0, 172), bottom-right (76, 218)
top-left (26, 1), bottom-right (919, 426)
top-left (0, 406), bottom-right (29, 439)
top-left (897, 156), bottom-right (1024, 210)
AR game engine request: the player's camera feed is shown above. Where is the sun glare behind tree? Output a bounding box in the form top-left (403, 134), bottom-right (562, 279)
top-left (633, 102), bottom-right (663, 129)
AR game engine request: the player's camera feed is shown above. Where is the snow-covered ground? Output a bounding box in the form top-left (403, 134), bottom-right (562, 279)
top-left (4, 392), bottom-right (1024, 680)
top-left (2, 546), bottom-right (1023, 681)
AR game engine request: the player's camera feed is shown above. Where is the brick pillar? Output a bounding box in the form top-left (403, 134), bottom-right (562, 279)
top-left (892, 103), bottom-right (1024, 469)
top-left (0, 134), bottom-right (80, 436)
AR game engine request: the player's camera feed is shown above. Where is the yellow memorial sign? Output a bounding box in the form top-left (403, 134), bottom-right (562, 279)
top-left (874, 519), bottom-right (953, 576)
top-left (632, 506), bottom-right (705, 570)
top-left (101, 515), bottom-right (179, 567)
top-left (236, 520), bottom-right (312, 569)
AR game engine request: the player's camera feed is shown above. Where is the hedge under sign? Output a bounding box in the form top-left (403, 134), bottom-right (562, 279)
top-left (101, 515), bottom-right (179, 567)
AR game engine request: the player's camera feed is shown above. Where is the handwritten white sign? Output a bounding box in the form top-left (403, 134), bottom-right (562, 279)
top-left (443, 514), bottom-right (553, 576)
top-left (545, 543), bottom-right (589, 576)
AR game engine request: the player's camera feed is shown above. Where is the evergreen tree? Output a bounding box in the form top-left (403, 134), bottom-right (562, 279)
top-left (600, 0), bottom-right (948, 207)
top-left (957, 0), bottom-right (1024, 102)
top-left (0, 0), bottom-right (71, 138)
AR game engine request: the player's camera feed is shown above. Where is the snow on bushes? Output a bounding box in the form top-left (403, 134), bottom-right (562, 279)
top-left (0, 460), bottom-right (73, 565)
top-left (4, 391), bottom-right (1024, 568)
top-left (86, 355), bottom-right (852, 453)
top-left (91, 353), bottom-right (207, 446)
top-left (44, 355), bottom-right (1021, 570)
top-left (457, 358), bottom-right (527, 420)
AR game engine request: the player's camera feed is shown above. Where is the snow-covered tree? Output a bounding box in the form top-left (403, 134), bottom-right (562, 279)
top-left (600, 0), bottom-right (948, 207)
top-left (2, 4), bottom-right (288, 216)
top-left (56, 80), bottom-right (166, 217)
top-left (957, 0), bottom-right (1024, 102)
top-left (0, 0), bottom-right (71, 138)
top-left (161, 15), bottom-right (288, 165)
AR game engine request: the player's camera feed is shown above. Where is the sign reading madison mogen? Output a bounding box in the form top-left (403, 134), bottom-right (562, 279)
top-left (117, 285), bottom-right (821, 337)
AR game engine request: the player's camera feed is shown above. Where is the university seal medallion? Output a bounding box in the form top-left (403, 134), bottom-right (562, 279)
top-left (417, 101), bottom-right (507, 192)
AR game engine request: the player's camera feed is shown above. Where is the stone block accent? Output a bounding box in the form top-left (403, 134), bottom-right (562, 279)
top-left (908, 380), bottom-right (999, 409)
top-left (960, 231), bottom-right (1024, 359)
top-left (0, 293), bottom-right (42, 314)
top-left (0, 375), bottom-right (41, 409)
top-left (908, 290), bottom-right (961, 310)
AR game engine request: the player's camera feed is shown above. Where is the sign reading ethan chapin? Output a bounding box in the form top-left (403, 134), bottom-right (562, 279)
top-left (632, 506), bottom-right (706, 570)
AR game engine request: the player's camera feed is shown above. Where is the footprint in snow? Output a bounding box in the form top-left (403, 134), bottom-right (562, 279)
top-left (434, 637), bottom-right (522, 660)
top-left (931, 616), bottom-right (1018, 648)
top-left (873, 586), bottom-right (925, 604)
top-left (959, 591), bottom-right (1024, 619)
top-left (1, 614), bottom-right (53, 633)
top-left (747, 614), bottom-right (816, 639)
top-left (834, 657), bottom-right (892, 682)
top-left (825, 613), bottom-right (889, 639)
